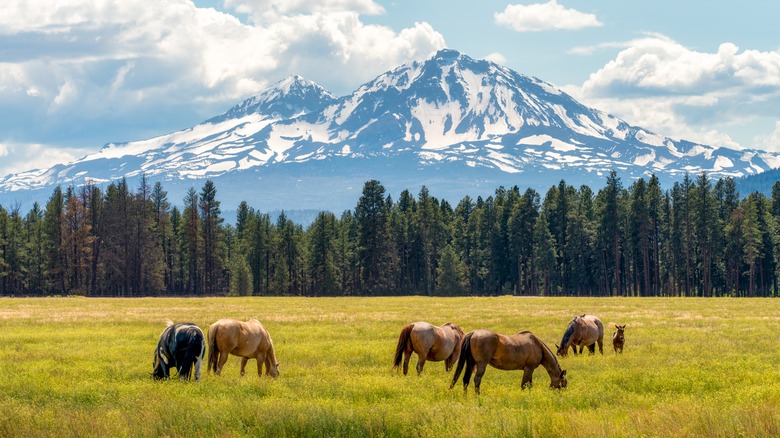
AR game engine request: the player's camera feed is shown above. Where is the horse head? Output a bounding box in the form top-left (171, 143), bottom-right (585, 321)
top-left (615, 324), bottom-right (625, 337)
top-left (550, 368), bottom-right (567, 389)
top-left (555, 343), bottom-right (569, 357)
top-left (268, 361), bottom-right (280, 379)
top-left (151, 347), bottom-right (169, 380)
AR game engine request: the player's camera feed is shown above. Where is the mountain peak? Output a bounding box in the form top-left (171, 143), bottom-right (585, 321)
top-left (431, 48), bottom-right (463, 62)
top-left (213, 75), bottom-right (336, 122)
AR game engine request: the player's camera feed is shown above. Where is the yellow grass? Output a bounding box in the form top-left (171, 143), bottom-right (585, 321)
top-left (1, 296), bottom-right (779, 437)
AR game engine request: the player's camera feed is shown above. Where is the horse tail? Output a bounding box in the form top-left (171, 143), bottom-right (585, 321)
top-left (175, 326), bottom-right (204, 381)
top-left (207, 323), bottom-right (219, 374)
top-left (450, 331), bottom-right (474, 389)
top-left (393, 323), bottom-right (414, 369)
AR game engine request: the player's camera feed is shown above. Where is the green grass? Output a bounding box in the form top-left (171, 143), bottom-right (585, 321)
top-left (1, 296), bottom-right (779, 437)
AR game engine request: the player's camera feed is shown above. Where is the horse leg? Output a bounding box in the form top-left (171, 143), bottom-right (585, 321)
top-left (240, 357), bottom-right (249, 377)
top-left (402, 350), bottom-right (412, 376)
top-left (588, 343), bottom-right (595, 355)
top-left (473, 363), bottom-right (488, 395)
top-left (462, 363), bottom-right (474, 394)
top-left (521, 367), bottom-right (533, 390)
top-left (216, 351), bottom-right (230, 375)
top-left (256, 352), bottom-right (266, 377)
top-left (416, 356), bottom-right (426, 375)
top-left (598, 339), bottom-right (604, 354)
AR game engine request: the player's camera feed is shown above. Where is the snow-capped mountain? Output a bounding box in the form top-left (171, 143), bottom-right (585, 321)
top-left (2, 49), bottom-right (778, 211)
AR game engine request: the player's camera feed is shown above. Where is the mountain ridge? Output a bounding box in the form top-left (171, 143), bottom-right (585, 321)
top-left (1, 48), bottom-right (778, 211)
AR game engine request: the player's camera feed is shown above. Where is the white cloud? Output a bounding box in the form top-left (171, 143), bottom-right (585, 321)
top-left (495, 1), bottom-right (602, 32)
top-left (0, 143), bottom-right (89, 178)
top-left (0, 0), bottom-right (445, 176)
top-left (567, 35), bottom-right (780, 150)
top-left (483, 52), bottom-right (507, 65)
top-left (224, 0), bottom-right (384, 23)
top-left (756, 121), bottom-right (780, 152)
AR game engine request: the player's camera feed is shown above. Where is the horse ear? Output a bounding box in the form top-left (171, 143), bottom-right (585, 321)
top-left (615, 324), bottom-right (620, 329)
top-left (561, 369), bottom-right (567, 377)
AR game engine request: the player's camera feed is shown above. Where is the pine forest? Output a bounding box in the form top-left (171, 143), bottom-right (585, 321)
top-left (1, 171), bottom-right (779, 298)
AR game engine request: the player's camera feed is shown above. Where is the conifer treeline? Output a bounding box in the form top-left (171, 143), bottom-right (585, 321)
top-left (1, 171), bottom-right (779, 297)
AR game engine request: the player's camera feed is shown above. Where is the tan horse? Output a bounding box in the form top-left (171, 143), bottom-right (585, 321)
top-left (393, 322), bottom-right (465, 375)
top-left (556, 314), bottom-right (604, 357)
top-left (613, 324), bottom-right (626, 353)
top-left (207, 319), bottom-right (279, 378)
top-left (449, 329), bottom-right (567, 394)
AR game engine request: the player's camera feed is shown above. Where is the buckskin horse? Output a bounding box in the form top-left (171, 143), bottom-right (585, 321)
top-left (450, 329), bottom-right (567, 394)
top-left (151, 321), bottom-right (205, 381)
top-left (556, 314), bottom-right (604, 357)
top-left (393, 321), bottom-right (465, 375)
top-left (208, 319), bottom-right (279, 378)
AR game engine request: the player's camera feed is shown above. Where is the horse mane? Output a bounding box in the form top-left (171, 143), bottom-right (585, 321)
top-left (445, 323), bottom-right (465, 336)
top-left (559, 317), bottom-right (578, 347)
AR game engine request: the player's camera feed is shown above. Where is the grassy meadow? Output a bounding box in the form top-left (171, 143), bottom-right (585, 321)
top-left (1, 296), bottom-right (779, 437)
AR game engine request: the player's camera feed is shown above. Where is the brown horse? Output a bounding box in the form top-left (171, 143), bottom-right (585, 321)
top-left (207, 319), bottom-right (279, 378)
top-left (393, 322), bottom-right (465, 375)
top-left (613, 324), bottom-right (626, 353)
top-left (449, 329), bottom-right (567, 394)
top-left (556, 314), bottom-right (604, 357)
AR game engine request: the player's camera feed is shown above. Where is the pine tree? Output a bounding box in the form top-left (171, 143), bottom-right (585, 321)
top-left (182, 188), bottom-right (201, 294)
top-left (355, 180), bottom-right (392, 295)
top-left (200, 180), bottom-right (224, 295)
top-left (435, 244), bottom-right (467, 295)
top-left (24, 203), bottom-right (46, 295)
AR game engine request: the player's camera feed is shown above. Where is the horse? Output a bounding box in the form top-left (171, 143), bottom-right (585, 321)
top-left (208, 319), bottom-right (279, 378)
top-left (613, 324), bottom-right (626, 353)
top-left (449, 329), bottom-right (567, 394)
top-left (393, 321), bottom-right (464, 375)
top-left (151, 321), bottom-right (205, 381)
top-left (555, 314), bottom-right (604, 357)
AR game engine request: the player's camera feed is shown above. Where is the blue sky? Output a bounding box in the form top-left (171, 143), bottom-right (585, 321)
top-left (1, 0), bottom-right (779, 177)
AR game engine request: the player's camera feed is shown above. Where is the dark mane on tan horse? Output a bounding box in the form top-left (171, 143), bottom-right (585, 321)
top-left (393, 321), bottom-right (465, 375)
top-left (207, 319), bottom-right (279, 378)
top-left (449, 329), bottom-right (567, 394)
top-left (556, 314), bottom-right (604, 357)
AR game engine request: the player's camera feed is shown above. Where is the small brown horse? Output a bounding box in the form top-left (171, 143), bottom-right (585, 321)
top-left (556, 314), bottom-right (604, 357)
top-left (207, 319), bottom-right (279, 378)
top-left (450, 329), bottom-right (567, 394)
top-left (613, 324), bottom-right (626, 353)
top-left (393, 322), bottom-right (465, 375)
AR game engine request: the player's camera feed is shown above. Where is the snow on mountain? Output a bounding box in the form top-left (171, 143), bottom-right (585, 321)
top-left (1, 49), bottom-right (778, 211)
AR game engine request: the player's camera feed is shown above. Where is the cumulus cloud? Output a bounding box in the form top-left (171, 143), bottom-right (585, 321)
top-left (483, 52), bottom-right (507, 65)
top-left (567, 35), bottom-right (780, 150)
top-left (495, 1), bottom-right (602, 32)
top-left (224, 0), bottom-right (385, 23)
top-left (0, 0), bottom-right (445, 177)
top-left (756, 121), bottom-right (780, 152)
top-left (0, 143), bottom-right (90, 177)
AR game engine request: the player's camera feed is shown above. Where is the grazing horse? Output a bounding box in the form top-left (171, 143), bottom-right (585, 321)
top-left (613, 324), bottom-right (626, 353)
top-left (208, 319), bottom-right (279, 378)
top-left (152, 321), bottom-right (205, 381)
top-left (556, 314), bottom-right (604, 357)
top-left (393, 322), bottom-right (464, 375)
top-left (449, 329), bottom-right (567, 394)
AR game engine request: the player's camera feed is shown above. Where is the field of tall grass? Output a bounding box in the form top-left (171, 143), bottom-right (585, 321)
top-left (1, 296), bottom-right (779, 437)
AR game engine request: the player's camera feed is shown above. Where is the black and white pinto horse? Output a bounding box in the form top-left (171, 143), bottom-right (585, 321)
top-left (152, 321), bottom-right (206, 381)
